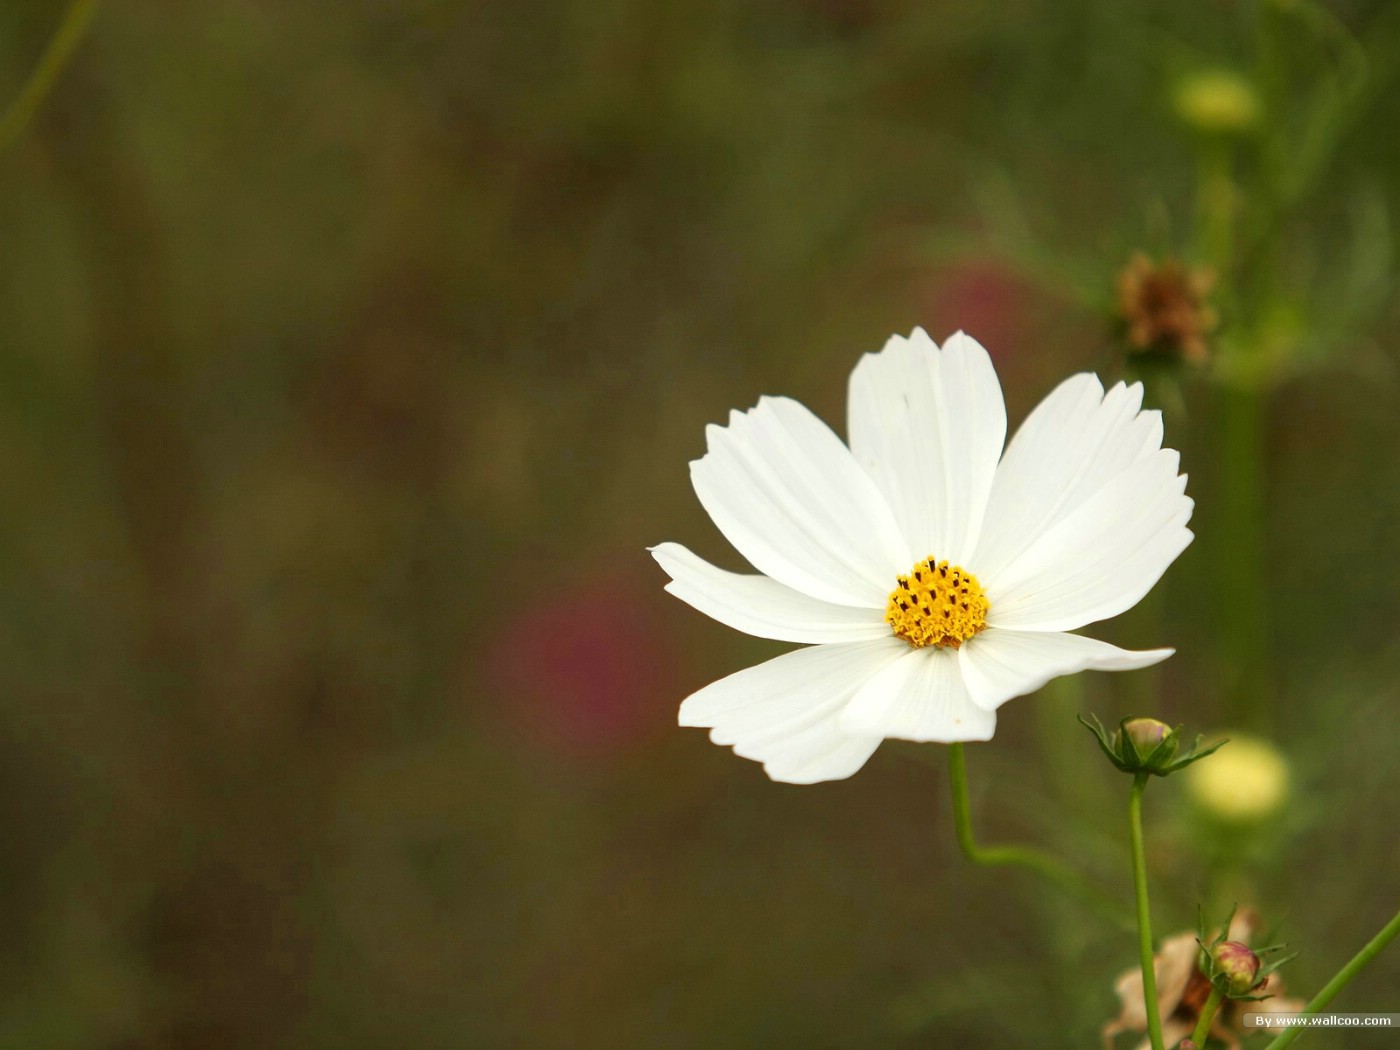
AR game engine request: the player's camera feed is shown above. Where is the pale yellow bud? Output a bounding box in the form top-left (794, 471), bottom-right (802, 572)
top-left (1173, 70), bottom-right (1261, 135)
top-left (1185, 734), bottom-right (1290, 823)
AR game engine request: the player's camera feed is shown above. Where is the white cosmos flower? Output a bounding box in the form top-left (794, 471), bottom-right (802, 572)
top-left (651, 329), bottom-right (1194, 784)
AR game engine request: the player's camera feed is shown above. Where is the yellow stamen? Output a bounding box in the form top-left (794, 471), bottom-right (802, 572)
top-left (885, 556), bottom-right (989, 649)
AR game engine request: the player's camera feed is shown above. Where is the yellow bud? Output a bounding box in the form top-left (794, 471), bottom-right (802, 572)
top-left (1173, 70), bottom-right (1261, 135)
top-left (1185, 734), bottom-right (1290, 823)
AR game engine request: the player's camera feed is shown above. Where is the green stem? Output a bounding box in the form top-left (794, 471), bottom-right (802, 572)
top-left (1195, 140), bottom-right (1236, 272)
top-left (1262, 907), bottom-right (1400, 1050)
top-left (946, 743), bottom-right (1129, 927)
top-left (1129, 773), bottom-right (1166, 1050)
top-left (0, 0), bottom-right (101, 153)
top-left (1189, 985), bottom-right (1225, 1048)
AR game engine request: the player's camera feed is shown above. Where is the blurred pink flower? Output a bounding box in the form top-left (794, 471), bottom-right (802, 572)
top-left (485, 566), bottom-right (674, 762)
top-left (919, 259), bottom-right (1036, 364)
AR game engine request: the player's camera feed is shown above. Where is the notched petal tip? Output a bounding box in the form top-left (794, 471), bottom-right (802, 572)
top-left (938, 330), bottom-right (996, 368)
top-left (761, 765), bottom-right (841, 786)
top-left (699, 421), bottom-right (728, 449)
top-left (1067, 370), bottom-right (1107, 394)
top-left (677, 707), bottom-right (705, 728)
top-left (870, 327), bottom-right (936, 359)
top-left (843, 718), bottom-right (997, 745)
top-left (939, 328), bottom-right (979, 352)
top-left (1106, 377), bottom-right (1146, 401)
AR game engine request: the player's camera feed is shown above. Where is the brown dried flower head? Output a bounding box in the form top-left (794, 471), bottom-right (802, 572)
top-left (1116, 253), bottom-right (1218, 364)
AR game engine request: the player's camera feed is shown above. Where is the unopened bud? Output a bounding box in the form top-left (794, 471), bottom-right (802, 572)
top-left (1080, 713), bottom-right (1225, 778)
top-left (1114, 717), bottom-right (1178, 771)
top-left (1214, 940), bottom-right (1261, 995)
top-left (1123, 717), bottom-right (1174, 754)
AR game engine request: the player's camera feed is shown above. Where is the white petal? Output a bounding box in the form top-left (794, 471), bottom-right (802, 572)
top-left (679, 640), bottom-right (908, 784)
top-left (690, 396), bottom-right (910, 607)
top-left (650, 542), bottom-right (888, 644)
top-left (958, 628), bottom-right (1174, 711)
top-left (972, 375), bottom-right (1166, 582)
top-left (847, 329), bottom-right (1006, 565)
top-left (986, 448), bottom-right (1193, 632)
top-left (838, 646), bottom-right (995, 742)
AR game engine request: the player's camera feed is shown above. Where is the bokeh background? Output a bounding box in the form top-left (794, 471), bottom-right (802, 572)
top-left (1, 0), bottom-right (1398, 1047)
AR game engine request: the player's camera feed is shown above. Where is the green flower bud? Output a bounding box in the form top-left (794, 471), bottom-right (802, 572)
top-left (1112, 717), bottom-right (1179, 772)
top-left (1122, 717), bottom-right (1176, 758)
top-left (1079, 713), bottom-right (1226, 777)
top-left (1213, 940), bottom-right (1261, 995)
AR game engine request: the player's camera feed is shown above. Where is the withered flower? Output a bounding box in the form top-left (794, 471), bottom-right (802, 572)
top-left (1116, 253), bottom-right (1218, 364)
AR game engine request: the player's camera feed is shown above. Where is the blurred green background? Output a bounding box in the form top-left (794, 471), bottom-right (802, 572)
top-left (1, 0), bottom-right (1398, 1047)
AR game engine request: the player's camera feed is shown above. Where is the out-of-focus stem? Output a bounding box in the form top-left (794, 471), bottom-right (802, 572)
top-left (0, 0), bottom-right (101, 152)
top-left (1196, 142), bottom-right (1236, 271)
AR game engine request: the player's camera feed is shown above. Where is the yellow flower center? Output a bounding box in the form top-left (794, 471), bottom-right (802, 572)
top-left (885, 556), bottom-right (989, 650)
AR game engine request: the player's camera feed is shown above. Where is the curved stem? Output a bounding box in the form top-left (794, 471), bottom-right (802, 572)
top-left (1262, 907), bottom-right (1400, 1050)
top-left (0, 0), bottom-right (101, 153)
top-left (1189, 985), bottom-right (1225, 1048)
top-left (946, 743), bottom-right (1129, 926)
top-left (1129, 773), bottom-right (1166, 1050)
